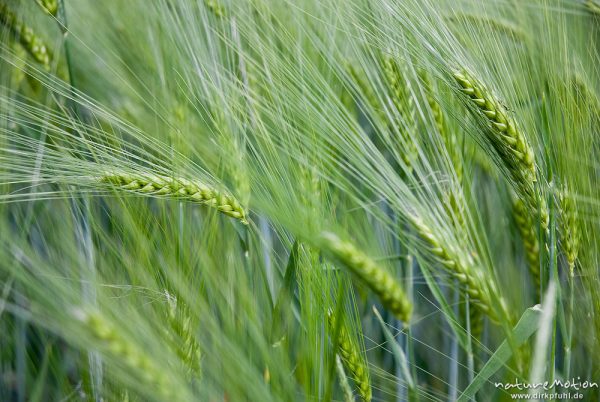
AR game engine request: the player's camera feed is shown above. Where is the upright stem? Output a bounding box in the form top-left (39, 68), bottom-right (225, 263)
top-left (57, 1), bottom-right (102, 400)
top-left (548, 188), bottom-right (558, 399)
top-left (563, 276), bottom-right (574, 381)
top-left (465, 293), bottom-right (475, 402)
top-left (406, 256), bottom-right (419, 402)
top-left (448, 283), bottom-right (459, 402)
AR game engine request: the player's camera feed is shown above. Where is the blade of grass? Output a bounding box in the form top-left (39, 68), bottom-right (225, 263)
top-left (373, 306), bottom-right (415, 391)
top-left (270, 240), bottom-right (300, 342)
top-left (456, 305), bottom-right (543, 402)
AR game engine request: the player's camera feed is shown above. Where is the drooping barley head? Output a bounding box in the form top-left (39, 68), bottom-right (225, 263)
top-left (100, 171), bottom-right (248, 224)
top-left (36, 0), bottom-right (58, 16)
top-left (77, 310), bottom-right (182, 401)
top-left (513, 198), bottom-right (541, 298)
top-left (319, 232), bottom-right (412, 323)
top-left (587, 0), bottom-right (600, 16)
top-left (382, 55), bottom-right (419, 170)
top-left (410, 215), bottom-right (505, 323)
top-left (559, 187), bottom-right (581, 276)
top-left (0, 3), bottom-right (52, 69)
top-left (328, 311), bottom-right (371, 402)
top-left (453, 69), bottom-right (548, 229)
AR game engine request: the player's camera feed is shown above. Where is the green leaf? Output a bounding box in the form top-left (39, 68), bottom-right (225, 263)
top-left (373, 306), bottom-right (415, 390)
top-left (29, 342), bottom-right (53, 402)
top-left (270, 240), bottom-right (300, 342)
top-left (456, 305), bottom-right (543, 402)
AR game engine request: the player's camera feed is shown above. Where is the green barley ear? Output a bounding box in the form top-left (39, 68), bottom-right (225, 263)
top-left (419, 71), bottom-right (463, 183)
top-left (327, 311), bottom-right (371, 402)
top-left (165, 292), bottom-right (202, 379)
top-left (204, 0), bottom-right (226, 18)
top-left (559, 187), bottom-right (581, 276)
top-left (100, 171), bottom-right (248, 224)
top-left (334, 355), bottom-right (355, 402)
top-left (587, 0), bottom-right (600, 16)
top-left (0, 3), bottom-right (52, 69)
top-left (318, 232), bottom-right (412, 323)
top-left (75, 309), bottom-right (181, 401)
top-left (453, 69), bottom-right (548, 229)
top-left (410, 215), bottom-right (505, 323)
top-left (345, 61), bottom-right (384, 121)
top-left (513, 198), bottom-right (541, 298)
top-left (36, 0), bottom-right (58, 16)
top-left (382, 55), bottom-right (418, 170)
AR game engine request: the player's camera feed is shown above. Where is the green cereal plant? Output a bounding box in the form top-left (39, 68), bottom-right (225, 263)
top-left (513, 198), bottom-right (541, 297)
top-left (319, 232), bottom-right (412, 323)
top-left (0, 3), bottom-right (52, 69)
top-left (453, 69), bottom-right (548, 229)
top-left (328, 311), bottom-right (371, 402)
top-left (100, 171), bottom-right (248, 224)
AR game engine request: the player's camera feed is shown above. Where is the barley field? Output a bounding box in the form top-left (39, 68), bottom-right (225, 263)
top-left (0, 0), bottom-right (599, 401)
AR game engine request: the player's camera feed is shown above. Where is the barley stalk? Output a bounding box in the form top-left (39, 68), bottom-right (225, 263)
top-left (459, 292), bottom-right (484, 344)
top-left (453, 69), bottom-right (548, 229)
top-left (328, 311), bottom-right (371, 402)
top-left (335, 354), bottom-right (356, 402)
top-left (100, 171), bottom-right (248, 224)
top-left (513, 198), bottom-right (541, 297)
top-left (469, 300), bottom-right (484, 340)
top-left (0, 3), bottom-right (52, 69)
top-left (318, 232), bottom-right (412, 322)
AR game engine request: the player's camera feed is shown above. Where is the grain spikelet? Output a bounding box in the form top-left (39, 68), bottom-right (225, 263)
top-left (0, 3), bottom-right (52, 69)
top-left (513, 199), bottom-right (541, 297)
top-left (328, 311), bottom-right (371, 402)
top-left (319, 232), bottom-right (412, 322)
top-left (453, 69), bottom-right (548, 229)
top-left (100, 171), bottom-right (248, 224)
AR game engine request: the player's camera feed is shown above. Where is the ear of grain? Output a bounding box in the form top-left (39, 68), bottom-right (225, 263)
top-left (100, 171), bottom-right (248, 224)
top-left (204, 0), bottom-right (226, 18)
top-left (420, 71), bottom-right (463, 183)
top-left (36, 0), bottom-right (58, 16)
top-left (165, 293), bottom-right (202, 379)
top-left (560, 188), bottom-right (580, 276)
top-left (0, 3), bottom-right (52, 69)
top-left (453, 69), bottom-right (548, 229)
top-left (513, 199), bottom-right (541, 298)
top-left (335, 355), bottom-right (356, 402)
top-left (410, 215), bottom-right (505, 323)
top-left (319, 232), bottom-right (412, 323)
top-left (382, 56), bottom-right (418, 170)
top-left (328, 312), bottom-right (371, 402)
top-left (346, 61), bottom-right (385, 122)
top-left (587, 0), bottom-right (600, 16)
top-left (78, 310), bottom-right (181, 401)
